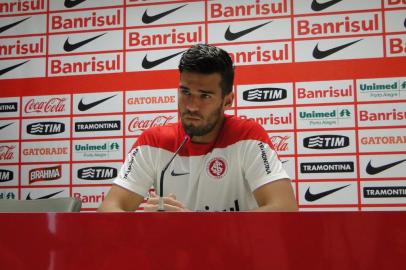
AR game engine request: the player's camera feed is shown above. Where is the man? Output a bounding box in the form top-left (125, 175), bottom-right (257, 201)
top-left (98, 44), bottom-right (297, 212)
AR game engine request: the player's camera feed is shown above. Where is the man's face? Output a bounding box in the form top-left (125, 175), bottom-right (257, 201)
top-left (178, 71), bottom-right (232, 140)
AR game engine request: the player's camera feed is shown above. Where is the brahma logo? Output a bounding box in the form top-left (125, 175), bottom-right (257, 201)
top-left (0, 169), bottom-right (13, 182)
top-left (363, 186), bottom-right (406, 198)
top-left (270, 136), bottom-right (289, 152)
top-left (78, 166), bottom-right (117, 180)
top-left (300, 161), bottom-right (354, 173)
top-left (242, 88), bottom-right (287, 102)
top-left (27, 122), bottom-right (65, 135)
top-left (206, 157), bottom-right (227, 179)
top-left (75, 120), bottom-right (120, 132)
top-left (303, 135), bottom-right (349, 149)
top-left (24, 97), bottom-right (66, 114)
top-left (0, 102), bottom-right (17, 113)
top-left (29, 165), bottom-right (62, 184)
top-left (0, 145), bottom-right (15, 161)
top-left (128, 115), bottom-right (174, 132)
top-left (0, 0), bottom-right (45, 14)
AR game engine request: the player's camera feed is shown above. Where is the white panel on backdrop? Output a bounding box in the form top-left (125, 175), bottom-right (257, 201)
top-left (359, 128), bottom-right (406, 153)
top-left (50, 0), bottom-right (124, 11)
top-left (125, 137), bottom-right (137, 154)
top-left (0, 165), bottom-right (18, 186)
top-left (295, 36), bottom-right (383, 62)
top-left (296, 80), bottom-right (354, 104)
top-left (358, 102), bottom-right (406, 127)
top-left (73, 115), bottom-right (123, 138)
top-left (0, 120), bottom-right (19, 141)
top-left (0, 14), bottom-right (46, 36)
top-left (126, 112), bottom-right (178, 136)
top-left (22, 117), bottom-right (70, 140)
top-left (238, 107), bottom-right (294, 131)
top-left (72, 186), bottom-right (110, 209)
top-left (0, 36), bottom-right (45, 59)
top-left (72, 138), bottom-right (123, 161)
top-left (269, 132), bottom-right (295, 155)
top-left (0, 143), bottom-right (19, 164)
top-left (73, 162), bottom-right (122, 185)
top-left (361, 180), bottom-right (406, 204)
top-left (386, 34), bottom-right (406, 57)
top-left (357, 77), bottom-right (406, 102)
top-left (0, 97), bottom-right (19, 118)
top-left (208, 18), bottom-right (291, 44)
top-left (236, 83), bottom-right (293, 107)
top-left (22, 94), bottom-right (70, 117)
top-left (0, 58), bottom-right (45, 79)
top-left (299, 181), bottom-right (358, 205)
top-left (21, 140), bottom-right (70, 162)
top-left (126, 2), bottom-right (204, 27)
top-left (0, 0), bottom-right (46, 15)
top-left (296, 105), bottom-right (355, 129)
top-left (21, 187), bottom-right (69, 200)
top-left (297, 130), bottom-right (356, 154)
top-left (73, 92), bottom-right (123, 115)
top-left (127, 48), bottom-right (185, 72)
top-left (126, 89), bottom-right (177, 112)
top-left (21, 163), bottom-right (70, 186)
top-left (360, 154), bottom-right (406, 178)
top-left (293, 0), bottom-right (381, 14)
top-left (385, 10), bottom-right (406, 33)
top-left (298, 155), bottom-right (357, 180)
top-left (49, 30), bottom-right (123, 55)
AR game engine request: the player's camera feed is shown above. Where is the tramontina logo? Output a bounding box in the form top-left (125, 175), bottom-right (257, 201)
top-left (0, 169), bottom-right (13, 182)
top-left (0, 102), bottom-right (18, 113)
top-left (242, 88), bottom-right (287, 102)
top-left (78, 166), bottom-right (117, 180)
top-left (300, 161), bottom-right (354, 173)
top-left (27, 122), bottom-right (65, 135)
top-left (303, 135), bottom-right (350, 149)
top-left (363, 186), bottom-right (406, 198)
top-left (75, 120), bottom-right (121, 132)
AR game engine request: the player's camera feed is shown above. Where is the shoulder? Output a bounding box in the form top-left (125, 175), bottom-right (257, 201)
top-left (221, 115), bottom-right (269, 145)
top-left (133, 123), bottom-right (180, 151)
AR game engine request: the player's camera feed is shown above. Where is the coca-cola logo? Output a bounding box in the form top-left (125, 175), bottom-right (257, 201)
top-left (270, 136), bottom-right (289, 152)
top-left (128, 116), bottom-right (175, 132)
top-left (0, 145), bottom-right (15, 160)
top-left (24, 98), bottom-right (66, 113)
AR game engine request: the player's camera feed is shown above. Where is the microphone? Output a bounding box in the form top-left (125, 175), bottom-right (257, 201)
top-left (158, 134), bottom-right (191, 211)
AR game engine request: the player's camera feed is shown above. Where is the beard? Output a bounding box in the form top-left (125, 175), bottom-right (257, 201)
top-left (181, 106), bottom-right (223, 137)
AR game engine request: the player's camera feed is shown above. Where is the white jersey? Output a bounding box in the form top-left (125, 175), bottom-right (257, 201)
top-left (114, 115), bottom-right (289, 211)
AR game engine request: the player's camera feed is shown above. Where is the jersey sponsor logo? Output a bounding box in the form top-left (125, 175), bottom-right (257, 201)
top-left (0, 145), bottom-right (15, 161)
top-left (0, 102), bottom-right (18, 113)
top-left (170, 169), bottom-right (189, 177)
top-left (270, 135), bottom-right (289, 152)
top-left (363, 186), bottom-right (406, 198)
top-left (258, 142), bottom-right (272, 174)
top-left (75, 120), bottom-right (121, 132)
top-left (297, 85), bottom-right (353, 99)
top-left (22, 147), bottom-right (69, 156)
top-left (0, 123), bottom-right (13, 131)
top-left (225, 21), bottom-right (271, 41)
top-left (366, 159), bottom-right (406, 175)
top-left (24, 97), bottom-right (67, 114)
top-left (0, 17), bottom-right (30, 34)
top-left (305, 184), bottom-right (350, 202)
top-left (209, 0), bottom-right (288, 19)
top-left (63, 33), bottom-right (106, 52)
top-left (0, 60), bottom-right (29, 76)
top-left (311, 0), bottom-right (343, 11)
top-left (29, 165), bottom-right (62, 184)
top-left (26, 190), bottom-right (63, 200)
top-left (300, 161), bottom-right (354, 173)
top-left (64, 0), bottom-right (87, 8)
top-left (0, 169), bottom-right (13, 182)
top-left (360, 135), bottom-right (406, 146)
top-left (242, 88), bottom-right (287, 102)
top-left (27, 122), bottom-right (65, 135)
top-left (206, 157), bottom-right (227, 179)
top-left (313, 39), bottom-right (362, 59)
top-left (128, 115), bottom-right (175, 132)
top-left (303, 135), bottom-right (349, 149)
top-left (142, 4), bottom-right (187, 24)
top-left (124, 148), bottom-right (138, 180)
top-left (0, 37), bottom-right (45, 57)
top-left (359, 108), bottom-right (406, 122)
top-left (77, 166), bottom-right (117, 180)
top-left (0, 0), bottom-right (44, 14)
top-left (142, 51), bottom-right (184, 69)
top-left (78, 95), bottom-right (116, 111)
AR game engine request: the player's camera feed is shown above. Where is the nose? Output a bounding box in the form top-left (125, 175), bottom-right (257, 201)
top-left (185, 95), bottom-right (200, 112)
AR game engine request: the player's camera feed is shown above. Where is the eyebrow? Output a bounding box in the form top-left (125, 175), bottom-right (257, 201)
top-left (179, 86), bottom-right (215, 94)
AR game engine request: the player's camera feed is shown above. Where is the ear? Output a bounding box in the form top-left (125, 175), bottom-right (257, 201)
top-left (223, 92), bottom-right (234, 108)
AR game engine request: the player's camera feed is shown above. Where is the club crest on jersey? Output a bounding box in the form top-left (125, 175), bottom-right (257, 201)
top-left (206, 157), bottom-right (227, 179)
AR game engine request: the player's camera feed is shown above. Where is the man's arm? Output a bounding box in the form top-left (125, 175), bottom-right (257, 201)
top-left (98, 185), bottom-right (145, 212)
top-left (252, 179), bottom-right (298, 212)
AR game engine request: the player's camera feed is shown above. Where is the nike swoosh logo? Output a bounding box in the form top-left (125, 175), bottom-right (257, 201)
top-left (26, 190), bottom-right (64, 200)
top-left (404, 17), bottom-right (406, 28)
top-left (311, 0), bottom-right (343, 12)
top-left (63, 33), bottom-right (106, 52)
top-left (281, 160), bottom-right (288, 164)
top-left (0, 17), bottom-right (30, 34)
top-left (64, 0), bottom-right (87, 8)
top-left (0, 123), bottom-right (13, 130)
top-left (0, 60), bottom-right (29, 76)
top-left (366, 159), bottom-right (406, 175)
top-left (171, 169), bottom-right (189, 177)
top-left (313, 39), bottom-right (362, 59)
top-left (225, 21), bottom-right (272, 41)
top-left (142, 4), bottom-right (187, 24)
top-left (142, 51), bottom-right (184, 69)
top-left (78, 94), bottom-right (117, 111)
top-left (305, 184), bottom-right (350, 202)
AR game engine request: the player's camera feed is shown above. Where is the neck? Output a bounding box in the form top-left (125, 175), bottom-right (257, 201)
top-left (190, 116), bottom-right (225, 144)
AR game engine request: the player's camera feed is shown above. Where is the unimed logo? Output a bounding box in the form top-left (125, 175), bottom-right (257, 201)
top-left (242, 88), bottom-right (287, 102)
top-left (0, 102), bottom-right (17, 113)
top-left (0, 169), bottom-right (13, 182)
top-left (300, 161), bottom-right (354, 173)
top-left (303, 135), bottom-right (350, 149)
top-left (78, 166), bottom-right (117, 180)
top-left (27, 122), bottom-right (65, 135)
top-left (363, 186), bottom-right (406, 198)
top-left (75, 120), bottom-right (121, 132)
top-left (29, 165), bottom-right (62, 184)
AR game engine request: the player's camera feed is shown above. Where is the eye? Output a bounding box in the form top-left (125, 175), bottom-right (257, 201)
top-left (180, 88), bottom-right (190, 96)
top-left (201, 93), bottom-right (212, 99)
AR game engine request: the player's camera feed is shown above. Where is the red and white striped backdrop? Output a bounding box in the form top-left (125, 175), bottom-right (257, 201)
top-left (0, 0), bottom-right (405, 211)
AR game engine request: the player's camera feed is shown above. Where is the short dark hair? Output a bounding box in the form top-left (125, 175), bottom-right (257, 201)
top-left (178, 44), bottom-right (234, 96)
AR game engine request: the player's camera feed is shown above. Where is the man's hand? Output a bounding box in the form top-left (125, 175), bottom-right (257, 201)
top-left (144, 191), bottom-right (190, 212)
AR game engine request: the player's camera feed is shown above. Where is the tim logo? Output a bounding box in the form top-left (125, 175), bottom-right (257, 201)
top-left (77, 166), bottom-right (117, 180)
top-left (0, 102), bottom-right (17, 113)
top-left (29, 165), bottom-right (62, 184)
top-left (27, 122), bottom-right (65, 135)
top-left (242, 88), bottom-right (287, 102)
top-left (303, 135), bottom-right (349, 149)
top-left (0, 169), bottom-right (13, 182)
